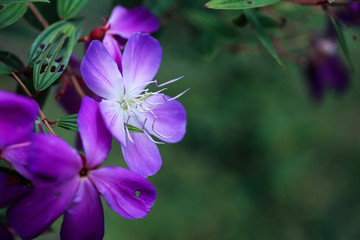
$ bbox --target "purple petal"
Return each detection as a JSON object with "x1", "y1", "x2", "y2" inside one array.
[
  {"x1": 81, "y1": 40, "x2": 123, "y2": 101},
  {"x1": 78, "y1": 97, "x2": 112, "y2": 168},
  {"x1": 57, "y1": 84, "x2": 82, "y2": 114},
  {"x1": 27, "y1": 134, "x2": 82, "y2": 182},
  {"x1": 108, "y1": 6, "x2": 160, "y2": 39},
  {"x1": 90, "y1": 166, "x2": 156, "y2": 219},
  {"x1": 122, "y1": 132, "x2": 161, "y2": 178},
  {"x1": 99, "y1": 99, "x2": 126, "y2": 146},
  {"x1": 2, "y1": 142, "x2": 34, "y2": 180},
  {"x1": 103, "y1": 34, "x2": 122, "y2": 72},
  {"x1": 7, "y1": 178, "x2": 79, "y2": 240},
  {"x1": 0, "y1": 91, "x2": 38, "y2": 148},
  {"x1": 0, "y1": 185, "x2": 31, "y2": 209},
  {"x1": 143, "y1": 95, "x2": 186, "y2": 143},
  {"x1": 122, "y1": 33, "x2": 162, "y2": 91},
  {"x1": 61, "y1": 179, "x2": 104, "y2": 240}
]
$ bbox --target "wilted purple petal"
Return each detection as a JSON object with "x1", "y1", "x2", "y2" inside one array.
[
  {"x1": 7, "y1": 178, "x2": 79, "y2": 240},
  {"x1": 122, "y1": 132, "x2": 162, "y2": 178},
  {"x1": 103, "y1": 34, "x2": 122, "y2": 72},
  {"x1": 0, "y1": 91, "x2": 38, "y2": 148},
  {"x1": 99, "y1": 99, "x2": 127, "y2": 146},
  {"x1": 108, "y1": 6, "x2": 160, "y2": 39},
  {"x1": 90, "y1": 166, "x2": 156, "y2": 219},
  {"x1": 81, "y1": 40, "x2": 124, "y2": 101},
  {"x1": 78, "y1": 97, "x2": 112, "y2": 168},
  {"x1": 122, "y1": 33, "x2": 162, "y2": 91},
  {"x1": 142, "y1": 95, "x2": 186, "y2": 143},
  {"x1": 28, "y1": 134, "x2": 82, "y2": 182},
  {"x1": 61, "y1": 179, "x2": 104, "y2": 240}
]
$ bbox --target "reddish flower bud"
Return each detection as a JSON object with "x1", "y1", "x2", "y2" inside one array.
[{"x1": 89, "y1": 26, "x2": 107, "y2": 41}]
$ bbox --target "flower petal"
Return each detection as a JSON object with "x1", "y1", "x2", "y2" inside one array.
[
  {"x1": 61, "y1": 179, "x2": 104, "y2": 240},
  {"x1": 142, "y1": 95, "x2": 186, "y2": 143},
  {"x1": 103, "y1": 34, "x2": 122, "y2": 72},
  {"x1": 99, "y1": 99, "x2": 127, "y2": 146},
  {"x1": 90, "y1": 166, "x2": 156, "y2": 219},
  {"x1": 122, "y1": 33, "x2": 162, "y2": 91},
  {"x1": 2, "y1": 142, "x2": 34, "y2": 180},
  {"x1": 7, "y1": 178, "x2": 79, "y2": 240},
  {"x1": 81, "y1": 40, "x2": 123, "y2": 101},
  {"x1": 0, "y1": 90, "x2": 38, "y2": 148},
  {"x1": 78, "y1": 97, "x2": 112, "y2": 168},
  {"x1": 27, "y1": 134, "x2": 82, "y2": 182},
  {"x1": 108, "y1": 6, "x2": 160, "y2": 39},
  {"x1": 122, "y1": 132, "x2": 161, "y2": 178}
]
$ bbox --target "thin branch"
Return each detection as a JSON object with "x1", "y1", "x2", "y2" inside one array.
[
  {"x1": 66, "y1": 66, "x2": 86, "y2": 99},
  {"x1": 27, "y1": 3, "x2": 49, "y2": 29},
  {"x1": 10, "y1": 71, "x2": 57, "y2": 136}
]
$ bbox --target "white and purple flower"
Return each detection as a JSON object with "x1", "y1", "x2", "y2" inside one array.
[{"x1": 81, "y1": 33, "x2": 187, "y2": 178}]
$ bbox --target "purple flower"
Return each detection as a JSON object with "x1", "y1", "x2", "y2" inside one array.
[
  {"x1": 336, "y1": 2, "x2": 360, "y2": 25},
  {"x1": 7, "y1": 97, "x2": 157, "y2": 240},
  {"x1": 0, "y1": 90, "x2": 38, "y2": 171},
  {"x1": 83, "y1": 5, "x2": 160, "y2": 69},
  {"x1": 81, "y1": 33, "x2": 187, "y2": 178},
  {"x1": 305, "y1": 38, "x2": 349, "y2": 100}
]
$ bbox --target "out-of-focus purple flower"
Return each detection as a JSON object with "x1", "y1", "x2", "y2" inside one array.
[
  {"x1": 336, "y1": 2, "x2": 360, "y2": 25},
  {"x1": 7, "y1": 97, "x2": 156, "y2": 240},
  {"x1": 0, "y1": 90, "x2": 38, "y2": 171},
  {"x1": 81, "y1": 33, "x2": 187, "y2": 178},
  {"x1": 57, "y1": 55, "x2": 100, "y2": 115},
  {"x1": 305, "y1": 38, "x2": 349, "y2": 100},
  {"x1": 81, "y1": 5, "x2": 160, "y2": 69}
]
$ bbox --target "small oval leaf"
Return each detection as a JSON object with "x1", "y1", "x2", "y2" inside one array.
[
  {"x1": 57, "y1": 0, "x2": 89, "y2": 19},
  {"x1": 205, "y1": 0, "x2": 281, "y2": 9},
  {"x1": 0, "y1": 3, "x2": 27, "y2": 29},
  {"x1": 28, "y1": 20, "x2": 83, "y2": 91}
]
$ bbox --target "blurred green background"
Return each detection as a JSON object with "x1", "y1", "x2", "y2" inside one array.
[{"x1": 1, "y1": 0, "x2": 360, "y2": 239}]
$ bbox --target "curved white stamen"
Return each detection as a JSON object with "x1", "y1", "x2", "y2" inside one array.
[
  {"x1": 125, "y1": 115, "x2": 134, "y2": 143},
  {"x1": 152, "y1": 117, "x2": 175, "y2": 139},
  {"x1": 165, "y1": 88, "x2": 190, "y2": 102},
  {"x1": 154, "y1": 76, "x2": 184, "y2": 88},
  {"x1": 143, "y1": 130, "x2": 164, "y2": 144}
]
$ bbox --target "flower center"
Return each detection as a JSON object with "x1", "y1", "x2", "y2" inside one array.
[{"x1": 79, "y1": 167, "x2": 89, "y2": 177}]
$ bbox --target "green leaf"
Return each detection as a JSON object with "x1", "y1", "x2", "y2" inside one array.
[
  {"x1": 0, "y1": 63, "x2": 11, "y2": 75},
  {"x1": 127, "y1": 124, "x2": 143, "y2": 133},
  {"x1": 0, "y1": 0, "x2": 48, "y2": 3},
  {"x1": 0, "y1": 3, "x2": 27, "y2": 29},
  {"x1": 205, "y1": 0, "x2": 281, "y2": 9},
  {"x1": 28, "y1": 20, "x2": 83, "y2": 91},
  {"x1": 329, "y1": 17, "x2": 354, "y2": 71},
  {"x1": 243, "y1": 9, "x2": 284, "y2": 68},
  {"x1": 56, "y1": 114, "x2": 78, "y2": 131},
  {"x1": 0, "y1": 51, "x2": 24, "y2": 72},
  {"x1": 57, "y1": 0, "x2": 89, "y2": 19}
]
